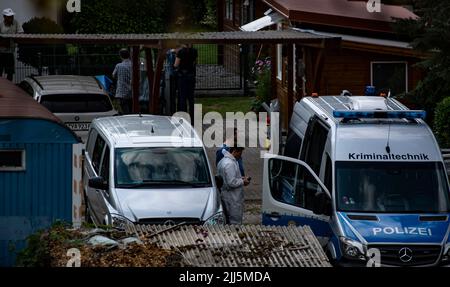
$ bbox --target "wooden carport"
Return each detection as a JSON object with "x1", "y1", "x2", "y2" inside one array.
[{"x1": 0, "y1": 31, "x2": 340, "y2": 121}]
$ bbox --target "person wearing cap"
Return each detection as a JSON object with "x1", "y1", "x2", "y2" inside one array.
[
  {"x1": 112, "y1": 48, "x2": 132, "y2": 114},
  {"x1": 0, "y1": 8, "x2": 22, "y2": 81}
]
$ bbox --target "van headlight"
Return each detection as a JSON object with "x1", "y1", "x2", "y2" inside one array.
[
  {"x1": 340, "y1": 237, "x2": 366, "y2": 260},
  {"x1": 203, "y1": 212, "x2": 226, "y2": 226},
  {"x1": 109, "y1": 213, "x2": 132, "y2": 229}
]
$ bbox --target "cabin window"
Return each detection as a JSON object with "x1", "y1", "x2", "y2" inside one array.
[
  {"x1": 371, "y1": 61, "x2": 408, "y2": 97},
  {"x1": 0, "y1": 150, "x2": 26, "y2": 171}
]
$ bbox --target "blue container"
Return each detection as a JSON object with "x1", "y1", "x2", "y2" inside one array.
[{"x1": 0, "y1": 79, "x2": 80, "y2": 266}]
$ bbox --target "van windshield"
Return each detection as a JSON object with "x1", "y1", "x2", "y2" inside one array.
[
  {"x1": 336, "y1": 161, "x2": 450, "y2": 213},
  {"x1": 115, "y1": 147, "x2": 211, "y2": 188},
  {"x1": 40, "y1": 94, "x2": 113, "y2": 113}
]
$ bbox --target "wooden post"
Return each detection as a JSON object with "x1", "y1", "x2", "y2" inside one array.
[
  {"x1": 287, "y1": 43, "x2": 294, "y2": 122},
  {"x1": 132, "y1": 46, "x2": 140, "y2": 113},
  {"x1": 145, "y1": 48, "x2": 154, "y2": 114},
  {"x1": 151, "y1": 45, "x2": 168, "y2": 115}
]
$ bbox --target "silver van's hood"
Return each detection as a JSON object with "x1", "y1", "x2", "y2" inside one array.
[{"x1": 114, "y1": 187, "x2": 214, "y2": 222}]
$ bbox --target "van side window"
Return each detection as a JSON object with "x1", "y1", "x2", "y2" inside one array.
[
  {"x1": 324, "y1": 154, "x2": 332, "y2": 192},
  {"x1": 100, "y1": 145, "x2": 110, "y2": 185},
  {"x1": 268, "y1": 158, "x2": 323, "y2": 211},
  {"x1": 86, "y1": 130, "x2": 97, "y2": 156},
  {"x1": 301, "y1": 118, "x2": 329, "y2": 175},
  {"x1": 92, "y1": 136, "x2": 106, "y2": 173},
  {"x1": 283, "y1": 130, "x2": 302, "y2": 159}
]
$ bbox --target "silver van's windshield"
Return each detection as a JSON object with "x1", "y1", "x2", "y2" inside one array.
[
  {"x1": 114, "y1": 147, "x2": 211, "y2": 188},
  {"x1": 336, "y1": 161, "x2": 450, "y2": 213}
]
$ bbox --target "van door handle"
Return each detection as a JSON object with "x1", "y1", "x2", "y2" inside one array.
[{"x1": 269, "y1": 212, "x2": 281, "y2": 220}]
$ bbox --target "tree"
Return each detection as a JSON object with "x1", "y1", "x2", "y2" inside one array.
[
  {"x1": 18, "y1": 17, "x2": 67, "y2": 73},
  {"x1": 434, "y1": 97, "x2": 450, "y2": 148},
  {"x1": 69, "y1": 0, "x2": 168, "y2": 34},
  {"x1": 394, "y1": 0, "x2": 450, "y2": 124}
]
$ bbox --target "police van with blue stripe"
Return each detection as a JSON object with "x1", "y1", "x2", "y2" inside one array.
[{"x1": 262, "y1": 94, "x2": 450, "y2": 266}]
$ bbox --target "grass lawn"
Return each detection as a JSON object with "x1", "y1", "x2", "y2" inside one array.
[
  {"x1": 195, "y1": 97, "x2": 254, "y2": 116},
  {"x1": 194, "y1": 44, "x2": 218, "y2": 65}
]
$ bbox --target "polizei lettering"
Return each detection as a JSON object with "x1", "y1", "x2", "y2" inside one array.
[
  {"x1": 348, "y1": 153, "x2": 430, "y2": 161},
  {"x1": 373, "y1": 227, "x2": 433, "y2": 236}
]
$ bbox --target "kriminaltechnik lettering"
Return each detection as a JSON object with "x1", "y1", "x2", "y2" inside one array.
[{"x1": 348, "y1": 153, "x2": 430, "y2": 161}]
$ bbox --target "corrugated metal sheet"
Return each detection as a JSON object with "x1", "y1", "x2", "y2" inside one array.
[
  {"x1": 0, "y1": 119, "x2": 78, "y2": 266},
  {"x1": 0, "y1": 30, "x2": 336, "y2": 45},
  {"x1": 127, "y1": 224, "x2": 331, "y2": 267}
]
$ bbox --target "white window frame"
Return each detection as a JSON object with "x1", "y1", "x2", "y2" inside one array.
[
  {"x1": 276, "y1": 23, "x2": 283, "y2": 80},
  {"x1": 370, "y1": 61, "x2": 409, "y2": 93},
  {"x1": 225, "y1": 0, "x2": 234, "y2": 21},
  {"x1": 0, "y1": 150, "x2": 26, "y2": 171}
]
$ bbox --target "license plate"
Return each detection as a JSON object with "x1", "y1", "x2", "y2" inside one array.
[{"x1": 66, "y1": 122, "x2": 90, "y2": 131}]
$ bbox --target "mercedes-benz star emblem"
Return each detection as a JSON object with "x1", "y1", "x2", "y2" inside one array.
[
  {"x1": 399, "y1": 247, "x2": 413, "y2": 263},
  {"x1": 75, "y1": 116, "x2": 80, "y2": 122}
]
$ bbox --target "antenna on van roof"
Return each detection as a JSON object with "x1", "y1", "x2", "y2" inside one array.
[{"x1": 386, "y1": 122, "x2": 392, "y2": 154}]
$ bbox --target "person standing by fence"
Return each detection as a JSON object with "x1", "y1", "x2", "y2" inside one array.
[
  {"x1": 113, "y1": 48, "x2": 132, "y2": 114},
  {"x1": 0, "y1": 8, "x2": 22, "y2": 81},
  {"x1": 174, "y1": 43, "x2": 197, "y2": 121}
]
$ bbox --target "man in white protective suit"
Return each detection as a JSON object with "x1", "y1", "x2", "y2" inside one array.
[{"x1": 217, "y1": 146, "x2": 250, "y2": 224}]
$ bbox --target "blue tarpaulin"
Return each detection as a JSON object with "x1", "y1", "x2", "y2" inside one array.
[{"x1": 95, "y1": 75, "x2": 114, "y2": 96}]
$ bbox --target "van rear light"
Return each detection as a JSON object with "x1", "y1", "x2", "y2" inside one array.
[
  {"x1": 266, "y1": 115, "x2": 271, "y2": 126},
  {"x1": 311, "y1": 92, "x2": 319, "y2": 98}
]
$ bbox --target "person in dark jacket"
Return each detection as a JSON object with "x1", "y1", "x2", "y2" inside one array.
[{"x1": 174, "y1": 43, "x2": 197, "y2": 122}]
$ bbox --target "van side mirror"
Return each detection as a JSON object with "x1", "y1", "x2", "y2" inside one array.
[
  {"x1": 313, "y1": 191, "x2": 332, "y2": 216},
  {"x1": 89, "y1": 177, "x2": 108, "y2": 190}
]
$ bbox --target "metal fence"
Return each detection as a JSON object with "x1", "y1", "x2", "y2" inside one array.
[
  {"x1": 9, "y1": 44, "x2": 247, "y2": 93},
  {"x1": 12, "y1": 45, "x2": 117, "y2": 84},
  {"x1": 194, "y1": 44, "x2": 243, "y2": 91}
]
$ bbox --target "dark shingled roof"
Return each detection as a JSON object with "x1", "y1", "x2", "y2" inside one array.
[{"x1": 0, "y1": 78, "x2": 61, "y2": 123}]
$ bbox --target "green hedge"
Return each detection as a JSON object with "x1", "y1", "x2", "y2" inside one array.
[{"x1": 434, "y1": 97, "x2": 450, "y2": 148}]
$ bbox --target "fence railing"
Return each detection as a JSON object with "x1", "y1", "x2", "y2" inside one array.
[{"x1": 11, "y1": 44, "x2": 248, "y2": 93}]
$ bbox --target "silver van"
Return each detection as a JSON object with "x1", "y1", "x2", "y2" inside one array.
[
  {"x1": 83, "y1": 115, "x2": 224, "y2": 227},
  {"x1": 19, "y1": 75, "x2": 118, "y2": 142}
]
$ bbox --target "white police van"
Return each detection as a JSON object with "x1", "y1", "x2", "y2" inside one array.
[{"x1": 262, "y1": 95, "x2": 450, "y2": 266}]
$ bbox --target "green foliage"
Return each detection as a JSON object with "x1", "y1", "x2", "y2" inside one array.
[
  {"x1": 18, "y1": 17, "x2": 67, "y2": 71},
  {"x1": 251, "y1": 59, "x2": 272, "y2": 112},
  {"x1": 16, "y1": 221, "x2": 71, "y2": 267},
  {"x1": 434, "y1": 97, "x2": 450, "y2": 148},
  {"x1": 394, "y1": 0, "x2": 450, "y2": 124},
  {"x1": 22, "y1": 17, "x2": 64, "y2": 34},
  {"x1": 70, "y1": 0, "x2": 168, "y2": 33},
  {"x1": 201, "y1": 0, "x2": 218, "y2": 29},
  {"x1": 252, "y1": 70, "x2": 271, "y2": 111}
]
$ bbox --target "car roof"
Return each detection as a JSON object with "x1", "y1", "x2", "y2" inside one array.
[
  {"x1": 93, "y1": 115, "x2": 204, "y2": 148},
  {"x1": 27, "y1": 75, "x2": 105, "y2": 95},
  {"x1": 305, "y1": 95, "x2": 414, "y2": 124}
]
